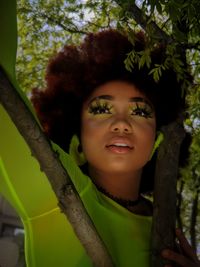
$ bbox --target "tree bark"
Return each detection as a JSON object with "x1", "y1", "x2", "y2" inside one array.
[
  {"x1": 0, "y1": 67, "x2": 114, "y2": 267},
  {"x1": 151, "y1": 117, "x2": 186, "y2": 267}
]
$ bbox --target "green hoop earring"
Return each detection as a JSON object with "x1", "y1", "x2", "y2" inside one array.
[
  {"x1": 69, "y1": 134, "x2": 87, "y2": 166},
  {"x1": 150, "y1": 131, "x2": 164, "y2": 159}
]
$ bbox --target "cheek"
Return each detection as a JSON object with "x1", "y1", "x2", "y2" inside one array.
[
  {"x1": 81, "y1": 115, "x2": 108, "y2": 136},
  {"x1": 81, "y1": 119, "x2": 99, "y2": 139},
  {"x1": 136, "y1": 120, "x2": 156, "y2": 146},
  {"x1": 81, "y1": 118, "x2": 105, "y2": 153}
]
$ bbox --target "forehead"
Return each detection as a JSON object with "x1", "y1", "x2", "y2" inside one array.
[{"x1": 86, "y1": 80, "x2": 147, "y2": 102}]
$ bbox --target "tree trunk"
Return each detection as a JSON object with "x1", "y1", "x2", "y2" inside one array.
[
  {"x1": 0, "y1": 67, "x2": 114, "y2": 267},
  {"x1": 151, "y1": 117, "x2": 186, "y2": 267},
  {"x1": 113, "y1": 2, "x2": 187, "y2": 267}
]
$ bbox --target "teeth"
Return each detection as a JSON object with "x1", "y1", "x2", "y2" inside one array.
[{"x1": 112, "y1": 143, "x2": 128, "y2": 147}]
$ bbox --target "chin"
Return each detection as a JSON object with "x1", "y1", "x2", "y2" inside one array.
[
  {"x1": 87, "y1": 156, "x2": 147, "y2": 176},
  {"x1": 101, "y1": 162, "x2": 142, "y2": 174}
]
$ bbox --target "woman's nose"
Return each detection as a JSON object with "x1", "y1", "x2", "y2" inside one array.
[{"x1": 110, "y1": 117, "x2": 133, "y2": 134}]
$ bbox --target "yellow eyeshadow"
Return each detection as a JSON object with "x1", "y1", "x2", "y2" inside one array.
[
  {"x1": 129, "y1": 102, "x2": 153, "y2": 118},
  {"x1": 88, "y1": 100, "x2": 113, "y2": 115}
]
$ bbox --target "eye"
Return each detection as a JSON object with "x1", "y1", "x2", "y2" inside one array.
[
  {"x1": 88, "y1": 101, "x2": 113, "y2": 115},
  {"x1": 130, "y1": 103, "x2": 153, "y2": 118}
]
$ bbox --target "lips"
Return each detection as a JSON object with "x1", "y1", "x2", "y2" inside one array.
[{"x1": 105, "y1": 138, "x2": 134, "y2": 154}]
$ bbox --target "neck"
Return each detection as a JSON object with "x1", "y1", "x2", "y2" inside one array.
[{"x1": 88, "y1": 166, "x2": 142, "y2": 201}]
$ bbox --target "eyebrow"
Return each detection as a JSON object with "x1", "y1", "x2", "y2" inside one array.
[
  {"x1": 129, "y1": 97, "x2": 154, "y2": 109},
  {"x1": 88, "y1": 95, "x2": 153, "y2": 107},
  {"x1": 88, "y1": 95, "x2": 113, "y2": 105}
]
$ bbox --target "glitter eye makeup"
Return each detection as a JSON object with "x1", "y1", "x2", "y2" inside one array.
[
  {"x1": 88, "y1": 99, "x2": 113, "y2": 115},
  {"x1": 86, "y1": 94, "x2": 154, "y2": 118},
  {"x1": 130, "y1": 102, "x2": 154, "y2": 118}
]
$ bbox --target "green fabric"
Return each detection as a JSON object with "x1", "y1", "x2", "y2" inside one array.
[
  {"x1": 0, "y1": 1, "x2": 152, "y2": 266},
  {"x1": 0, "y1": 105, "x2": 91, "y2": 267},
  {"x1": 0, "y1": 105, "x2": 152, "y2": 267}
]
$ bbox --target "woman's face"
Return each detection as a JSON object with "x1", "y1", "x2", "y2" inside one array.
[{"x1": 81, "y1": 81, "x2": 156, "y2": 177}]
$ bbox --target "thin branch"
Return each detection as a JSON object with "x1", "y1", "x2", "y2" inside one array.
[
  {"x1": 18, "y1": 6, "x2": 88, "y2": 35},
  {"x1": 37, "y1": 11, "x2": 88, "y2": 35},
  {"x1": 0, "y1": 67, "x2": 114, "y2": 267},
  {"x1": 114, "y1": 0, "x2": 171, "y2": 43},
  {"x1": 83, "y1": 20, "x2": 109, "y2": 30},
  {"x1": 160, "y1": 18, "x2": 171, "y2": 32}
]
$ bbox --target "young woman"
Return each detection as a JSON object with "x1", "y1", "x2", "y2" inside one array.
[
  {"x1": 31, "y1": 29, "x2": 200, "y2": 267},
  {"x1": 0, "y1": 1, "x2": 198, "y2": 265}
]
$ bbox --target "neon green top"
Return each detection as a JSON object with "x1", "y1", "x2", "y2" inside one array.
[
  {"x1": 0, "y1": 105, "x2": 152, "y2": 267},
  {"x1": 0, "y1": 1, "x2": 152, "y2": 266}
]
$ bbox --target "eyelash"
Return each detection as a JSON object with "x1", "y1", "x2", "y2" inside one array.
[
  {"x1": 88, "y1": 101, "x2": 113, "y2": 115},
  {"x1": 130, "y1": 104, "x2": 153, "y2": 118},
  {"x1": 88, "y1": 101, "x2": 153, "y2": 118}
]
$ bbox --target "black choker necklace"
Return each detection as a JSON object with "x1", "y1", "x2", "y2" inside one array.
[{"x1": 95, "y1": 184, "x2": 141, "y2": 208}]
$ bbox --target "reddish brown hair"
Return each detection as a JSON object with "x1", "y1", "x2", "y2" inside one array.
[
  {"x1": 32, "y1": 29, "x2": 184, "y2": 151},
  {"x1": 31, "y1": 29, "x2": 187, "y2": 192}
]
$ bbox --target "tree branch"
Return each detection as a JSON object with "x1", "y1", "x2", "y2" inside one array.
[
  {"x1": 114, "y1": 0, "x2": 171, "y2": 43},
  {"x1": 0, "y1": 67, "x2": 114, "y2": 267},
  {"x1": 38, "y1": 11, "x2": 88, "y2": 35},
  {"x1": 18, "y1": 6, "x2": 88, "y2": 35},
  {"x1": 151, "y1": 115, "x2": 186, "y2": 267}
]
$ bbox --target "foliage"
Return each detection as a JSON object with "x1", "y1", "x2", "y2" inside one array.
[{"x1": 16, "y1": 0, "x2": 123, "y2": 91}]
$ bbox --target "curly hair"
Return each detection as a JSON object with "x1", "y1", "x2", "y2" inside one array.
[{"x1": 31, "y1": 29, "x2": 186, "y2": 193}]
